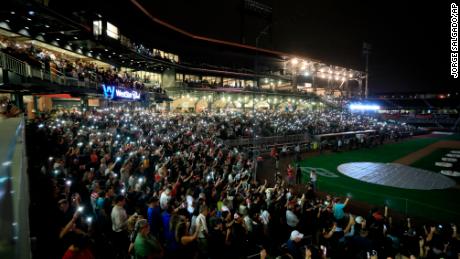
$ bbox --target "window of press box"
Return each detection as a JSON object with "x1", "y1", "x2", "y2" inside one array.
[
  {"x1": 120, "y1": 68, "x2": 162, "y2": 87},
  {"x1": 176, "y1": 73, "x2": 184, "y2": 82},
  {"x1": 223, "y1": 78, "x2": 255, "y2": 88},
  {"x1": 106, "y1": 22, "x2": 119, "y2": 39},
  {"x1": 202, "y1": 76, "x2": 221, "y2": 85},
  {"x1": 184, "y1": 74, "x2": 200, "y2": 83},
  {"x1": 93, "y1": 20, "x2": 102, "y2": 36}
]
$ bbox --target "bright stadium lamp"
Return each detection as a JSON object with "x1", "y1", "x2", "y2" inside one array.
[
  {"x1": 349, "y1": 103, "x2": 380, "y2": 111},
  {"x1": 291, "y1": 58, "x2": 299, "y2": 65}
]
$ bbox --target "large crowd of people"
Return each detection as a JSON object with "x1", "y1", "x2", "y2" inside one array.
[
  {"x1": 26, "y1": 107, "x2": 459, "y2": 259},
  {"x1": 0, "y1": 37, "x2": 158, "y2": 91}
]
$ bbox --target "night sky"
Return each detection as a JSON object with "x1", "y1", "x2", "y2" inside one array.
[
  {"x1": 137, "y1": 0, "x2": 456, "y2": 95},
  {"x1": 61, "y1": 0, "x2": 456, "y2": 94}
]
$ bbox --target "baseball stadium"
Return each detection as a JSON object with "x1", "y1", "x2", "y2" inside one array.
[{"x1": 0, "y1": 0, "x2": 459, "y2": 258}]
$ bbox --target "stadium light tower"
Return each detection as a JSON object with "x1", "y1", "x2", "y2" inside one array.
[{"x1": 363, "y1": 42, "x2": 371, "y2": 98}]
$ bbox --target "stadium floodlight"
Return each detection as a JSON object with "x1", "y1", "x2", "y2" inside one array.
[
  {"x1": 349, "y1": 103, "x2": 380, "y2": 111},
  {"x1": 349, "y1": 73, "x2": 353, "y2": 78},
  {"x1": 291, "y1": 58, "x2": 299, "y2": 65}
]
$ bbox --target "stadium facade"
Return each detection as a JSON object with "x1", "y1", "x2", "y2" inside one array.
[{"x1": 0, "y1": 0, "x2": 367, "y2": 116}]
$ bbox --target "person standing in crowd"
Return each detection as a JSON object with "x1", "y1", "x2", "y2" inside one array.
[
  {"x1": 111, "y1": 195, "x2": 128, "y2": 257},
  {"x1": 286, "y1": 230, "x2": 304, "y2": 259},
  {"x1": 174, "y1": 217, "x2": 202, "y2": 259},
  {"x1": 310, "y1": 169, "x2": 317, "y2": 192},
  {"x1": 230, "y1": 212, "x2": 248, "y2": 258},
  {"x1": 286, "y1": 164, "x2": 295, "y2": 186},
  {"x1": 196, "y1": 204, "x2": 209, "y2": 257},
  {"x1": 160, "y1": 187, "x2": 171, "y2": 210},
  {"x1": 294, "y1": 144, "x2": 301, "y2": 162},
  {"x1": 286, "y1": 203, "x2": 299, "y2": 232},
  {"x1": 296, "y1": 164, "x2": 302, "y2": 184},
  {"x1": 332, "y1": 197, "x2": 350, "y2": 225},
  {"x1": 147, "y1": 196, "x2": 161, "y2": 239},
  {"x1": 62, "y1": 233, "x2": 95, "y2": 259},
  {"x1": 133, "y1": 219, "x2": 163, "y2": 259}
]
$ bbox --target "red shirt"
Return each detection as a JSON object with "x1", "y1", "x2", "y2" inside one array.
[
  {"x1": 62, "y1": 248, "x2": 94, "y2": 259},
  {"x1": 287, "y1": 167, "x2": 294, "y2": 177},
  {"x1": 270, "y1": 148, "x2": 278, "y2": 158}
]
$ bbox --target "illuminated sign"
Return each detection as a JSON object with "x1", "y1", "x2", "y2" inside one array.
[{"x1": 102, "y1": 85, "x2": 141, "y2": 100}]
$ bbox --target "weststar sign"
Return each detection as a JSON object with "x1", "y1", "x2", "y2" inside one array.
[{"x1": 102, "y1": 85, "x2": 141, "y2": 100}]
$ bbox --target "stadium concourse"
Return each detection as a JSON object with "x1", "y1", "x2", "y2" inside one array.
[{"x1": 24, "y1": 107, "x2": 460, "y2": 259}]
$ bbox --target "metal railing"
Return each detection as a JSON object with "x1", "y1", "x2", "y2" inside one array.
[
  {"x1": 28, "y1": 66, "x2": 100, "y2": 89},
  {"x1": 0, "y1": 51, "x2": 152, "y2": 92},
  {"x1": 224, "y1": 133, "x2": 310, "y2": 147},
  {"x1": 0, "y1": 52, "x2": 30, "y2": 77}
]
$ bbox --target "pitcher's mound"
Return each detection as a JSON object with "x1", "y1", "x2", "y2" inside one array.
[{"x1": 337, "y1": 162, "x2": 456, "y2": 190}]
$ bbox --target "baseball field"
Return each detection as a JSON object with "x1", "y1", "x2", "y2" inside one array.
[{"x1": 299, "y1": 134, "x2": 460, "y2": 223}]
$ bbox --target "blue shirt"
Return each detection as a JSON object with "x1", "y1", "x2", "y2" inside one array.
[
  {"x1": 147, "y1": 206, "x2": 161, "y2": 237},
  {"x1": 286, "y1": 239, "x2": 302, "y2": 259},
  {"x1": 161, "y1": 211, "x2": 172, "y2": 239},
  {"x1": 333, "y1": 203, "x2": 345, "y2": 220}
]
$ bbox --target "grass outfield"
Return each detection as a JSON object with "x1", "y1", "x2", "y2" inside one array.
[
  {"x1": 299, "y1": 134, "x2": 460, "y2": 223},
  {"x1": 410, "y1": 148, "x2": 460, "y2": 184}
]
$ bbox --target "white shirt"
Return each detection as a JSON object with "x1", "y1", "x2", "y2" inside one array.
[
  {"x1": 186, "y1": 195, "x2": 195, "y2": 214},
  {"x1": 111, "y1": 205, "x2": 127, "y2": 232},
  {"x1": 160, "y1": 191, "x2": 171, "y2": 210},
  {"x1": 260, "y1": 210, "x2": 270, "y2": 225},
  {"x1": 286, "y1": 209, "x2": 299, "y2": 227},
  {"x1": 244, "y1": 215, "x2": 253, "y2": 232},
  {"x1": 196, "y1": 213, "x2": 208, "y2": 238},
  {"x1": 310, "y1": 172, "x2": 317, "y2": 182}
]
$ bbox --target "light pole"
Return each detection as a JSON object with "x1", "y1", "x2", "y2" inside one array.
[{"x1": 363, "y1": 42, "x2": 371, "y2": 99}]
